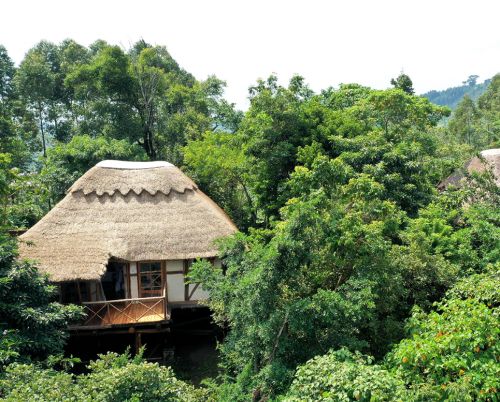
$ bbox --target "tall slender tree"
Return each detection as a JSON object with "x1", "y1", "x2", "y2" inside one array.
[{"x1": 448, "y1": 94, "x2": 481, "y2": 146}]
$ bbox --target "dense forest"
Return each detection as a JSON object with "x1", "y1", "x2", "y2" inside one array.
[
  {"x1": 2, "y1": 39, "x2": 500, "y2": 401},
  {"x1": 421, "y1": 75, "x2": 492, "y2": 111}
]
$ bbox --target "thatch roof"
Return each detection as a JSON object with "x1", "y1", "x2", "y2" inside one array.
[
  {"x1": 438, "y1": 149, "x2": 500, "y2": 191},
  {"x1": 19, "y1": 160, "x2": 237, "y2": 282}
]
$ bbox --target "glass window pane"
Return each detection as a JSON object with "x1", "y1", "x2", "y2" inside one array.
[
  {"x1": 141, "y1": 275, "x2": 151, "y2": 288},
  {"x1": 140, "y1": 263, "x2": 151, "y2": 272},
  {"x1": 151, "y1": 262, "x2": 161, "y2": 271}
]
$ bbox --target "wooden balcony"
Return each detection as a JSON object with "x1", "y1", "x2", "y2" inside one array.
[{"x1": 77, "y1": 297, "x2": 168, "y2": 328}]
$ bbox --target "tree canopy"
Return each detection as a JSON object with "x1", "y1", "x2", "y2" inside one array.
[{"x1": 2, "y1": 39, "x2": 500, "y2": 402}]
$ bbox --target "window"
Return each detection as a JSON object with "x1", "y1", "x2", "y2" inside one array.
[{"x1": 139, "y1": 262, "x2": 163, "y2": 298}]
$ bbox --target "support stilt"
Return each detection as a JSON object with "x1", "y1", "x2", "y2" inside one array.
[{"x1": 135, "y1": 333, "x2": 142, "y2": 355}]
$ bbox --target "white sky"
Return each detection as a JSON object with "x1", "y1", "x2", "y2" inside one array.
[{"x1": 2, "y1": 0, "x2": 500, "y2": 110}]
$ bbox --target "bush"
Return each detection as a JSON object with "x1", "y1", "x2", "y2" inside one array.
[
  {"x1": 0, "y1": 235, "x2": 84, "y2": 366},
  {"x1": 387, "y1": 272, "x2": 500, "y2": 401},
  {"x1": 282, "y1": 349, "x2": 407, "y2": 402},
  {"x1": 0, "y1": 349, "x2": 212, "y2": 402}
]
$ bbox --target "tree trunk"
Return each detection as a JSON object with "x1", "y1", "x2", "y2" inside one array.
[{"x1": 38, "y1": 104, "x2": 46, "y2": 158}]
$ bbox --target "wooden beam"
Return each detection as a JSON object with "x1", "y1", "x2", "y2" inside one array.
[
  {"x1": 69, "y1": 327, "x2": 171, "y2": 336},
  {"x1": 76, "y1": 281, "x2": 82, "y2": 304}
]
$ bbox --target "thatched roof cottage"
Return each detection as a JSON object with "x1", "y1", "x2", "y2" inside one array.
[
  {"x1": 19, "y1": 160, "x2": 237, "y2": 329},
  {"x1": 439, "y1": 149, "x2": 500, "y2": 191}
]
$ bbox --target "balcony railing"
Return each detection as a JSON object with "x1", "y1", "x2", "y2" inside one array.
[{"x1": 81, "y1": 296, "x2": 167, "y2": 327}]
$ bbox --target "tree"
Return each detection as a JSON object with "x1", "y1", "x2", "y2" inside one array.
[
  {"x1": 448, "y1": 94, "x2": 481, "y2": 146},
  {"x1": 281, "y1": 268, "x2": 500, "y2": 401},
  {"x1": 65, "y1": 40, "x2": 238, "y2": 163},
  {"x1": 387, "y1": 269, "x2": 500, "y2": 401},
  {"x1": 390, "y1": 70, "x2": 415, "y2": 95},
  {"x1": 320, "y1": 83, "x2": 372, "y2": 110},
  {"x1": 39, "y1": 135, "x2": 148, "y2": 204},
  {"x1": 1, "y1": 46, "x2": 40, "y2": 170},
  {"x1": 185, "y1": 129, "x2": 256, "y2": 230},
  {"x1": 190, "y1": 157, "x2": 407, "y2": 396},
  {"x1": 283, "y1": 349, "x2": 408, "y2": 401},
  {"x1": 476, "y1": 74, "x2": 500, "y2": 145},
  {"x1": 463, "y1": 75, "x2": 479, "y2": 86},
  {"x1": 234, "y1": 74, "x2": 315, "y2": 222},
  {"x1": 0, "y1": 233, "x2": 84, "y2": 366},
  {"x1": 14, "y1": 48, "x2": 54, "y2": 158},
  {"x1": 0, "y1": 46, "x2": 16, "y2": 106}
]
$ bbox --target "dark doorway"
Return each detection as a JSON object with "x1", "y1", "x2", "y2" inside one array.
[{"x1": 102, "y1": 262, "x2": 127, "y2": 300}]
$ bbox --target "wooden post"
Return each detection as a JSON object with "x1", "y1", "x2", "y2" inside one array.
[
  {"x1": 135, "y1": 332, "x2": 142, "y2": 356},
  {"x1": 76, "y1": 281, "x2": 83, "y2": 304},
  {"x1": 184, "y1": 260, "x2": 189, "y2": 301}
]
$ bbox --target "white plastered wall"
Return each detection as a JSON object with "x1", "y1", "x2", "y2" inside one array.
[
  {"x1": 166, "y1": 260, "x2": 185, "y2": 302},
  {"x1": 90, "y1": 282, "x2": 98, "y2": 301},
  {"x1": 130, "y1": 262, "x2": 139, "y2": 299},
  {"x1": 127, "y1": 258, "x2": 218, "y2": 302}
]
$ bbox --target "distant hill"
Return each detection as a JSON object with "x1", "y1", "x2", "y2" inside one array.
[{"x1": 421, "y1": 79, "x2": 492, "y2": 111}]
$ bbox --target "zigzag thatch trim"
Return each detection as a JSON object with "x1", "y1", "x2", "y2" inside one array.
[{"x1": 68, "y1": 165, "x2": 198, "y2": 197}]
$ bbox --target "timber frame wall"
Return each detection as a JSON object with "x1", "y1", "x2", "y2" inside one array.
[{"x1": 66, "y1": 258, "x2": 218, "y2": 329}]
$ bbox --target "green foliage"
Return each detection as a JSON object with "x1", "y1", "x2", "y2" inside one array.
[
  {"x1": 388, "y1": 297, "x2": 500, "y2": 401},
  {"x1": 0, "y1": 357, "x2": 79, "y2": 401},
  {"x1": 391, "y1": 71, "x2": 415, "y2": 95},
  {"x1": 442, "y1": 168, "x2": 500, "y2": 273},
  {"x1": 14, "y1": 40, "x2": 72, "y2": 157},
  {"x1": 78, "y1": 349, "x2": 209, "y2": 401},
  {"x1": 64, "y1": 40, "x2": 239, "y2": 162},
  {"x1": 0, "y1": 45, "x2": 40, "y2": 170},
  {"x1": 0, "y1": 235, "x2": 84, "y2": 366},
  {"x1": 4, "y1": 40, "x2": 500, "y2": 402},
  {"x1": 239, "y1": 74, "x2": 314, "y2": 220},
  {"x1": 40, "y1": 135, "x2": 148, "y2": 203},
  {"x1": 476, "y1": 74, "x2": 500, "y2": 148},
  {"x1": 280, "y1": 270, "x2": 500, "y2": 402},
  {"x1": 5, "y1": 169, "x2": 46, "y2": 229},
  {"x1": 389, "y1": 206, "x2": 461, "y2": 312},
  {"x1": 448, "y1": 94, "x2": 482, "y2": 146},
  {"x1": 320, "y1": 83, "x2": 371, "y2": 110},
  {"x1": 185, "y1": 129, "x2": 255, "y2": 231},
  {"x1": 0, "y1": 153, "x2": 45, "y2": 229},
  {"x1": 190, "y1": 158, "x2": 409, "y2": 395},
  {"x1": 464, "y1": 75, "x2": 480, "y2": 87},
  {"x1": 446, "y1": 265, "x2": 500, "y2": 305},
  {"x1": 186, "y1": 77, "x2": 452, "y2": 228},
  {"x1": 283, "y1": 349, "x2": 407, "y2": 402},
  {"x1": 353, "y1": 88, "x2": 450, "y2": 139},
  {"x1": 0, "y1": 349, "x2": 210, "y2": 401},
  {"x1": 422, "y1": 78, "x2": 491, "y2": 111}
]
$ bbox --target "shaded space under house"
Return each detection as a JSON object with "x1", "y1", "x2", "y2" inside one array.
[{"x1": 18, "y1": 160, "x2": 237, "y2": 344}]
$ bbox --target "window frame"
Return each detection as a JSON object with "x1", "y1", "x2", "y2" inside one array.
[{"x1": 138, "y1": 261, "x2": 165, "y2": 298}]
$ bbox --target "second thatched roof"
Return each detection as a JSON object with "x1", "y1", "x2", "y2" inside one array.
[
  {"x1": 19, "y1": 160, "x2": 238, "y2": 282},
  {"x1": 439, "y1": 149, "x2": 500, "y2": 191}
]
